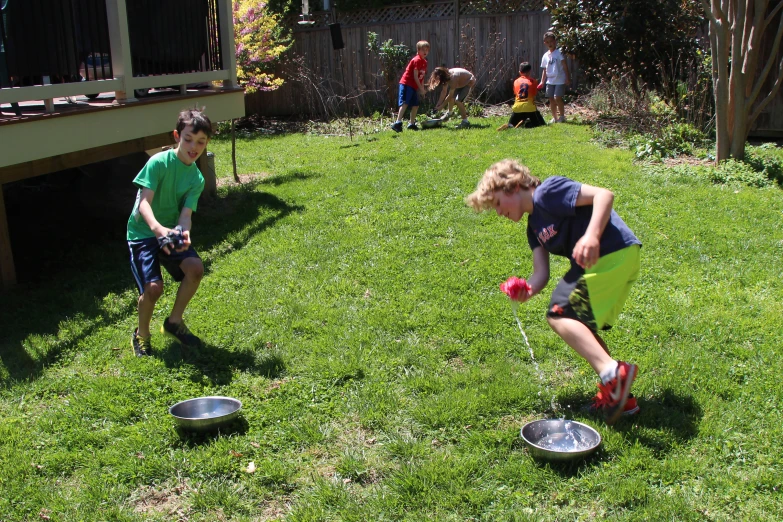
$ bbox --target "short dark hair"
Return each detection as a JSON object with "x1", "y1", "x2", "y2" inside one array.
[
  {"x1": 519, "y1": 62, "x2": 532, "y2": 73},
  {"x1": 176, "y1": 108, "x2": 212, "y2": 138}
]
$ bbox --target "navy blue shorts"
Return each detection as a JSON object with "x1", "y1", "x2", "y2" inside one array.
[
  {"x1": 398, "y1": 84, "x2": 420, "y2": 107},
  {"x1": 128, "y1": 237, "x2": 201, "y2": 295}
]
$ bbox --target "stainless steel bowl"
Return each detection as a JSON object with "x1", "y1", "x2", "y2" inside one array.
[
  {"x1": 169, "y1": 396, "x2": 242, "y2": 432},
  {"x1": 521, "y1": 419, "x2": 601, "y2": 461}
]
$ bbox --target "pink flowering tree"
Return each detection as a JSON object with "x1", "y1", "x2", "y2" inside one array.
[
  {"x1": 228, "y1": 1, "x2": 291, "y2": 181},
  {"x1": 233, "y1": 0, "x2": 291, "y2": 93}
]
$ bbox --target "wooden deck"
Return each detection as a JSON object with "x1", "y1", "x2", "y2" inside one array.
[{"x1": 0, "y1": 86, "x2": 245, "y2": 288}]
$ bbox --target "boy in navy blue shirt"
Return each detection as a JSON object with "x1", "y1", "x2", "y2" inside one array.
[{"x1": 466, "y1": 159, "x2": 641, "y2": 424}]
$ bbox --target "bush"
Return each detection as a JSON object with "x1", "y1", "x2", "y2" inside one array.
[
  {"x1": 709, "y1": 159, "x2": 774, "y2": 188},
  {"x1": 744, "y1": 143, "x2": 783, "y2": 184}
]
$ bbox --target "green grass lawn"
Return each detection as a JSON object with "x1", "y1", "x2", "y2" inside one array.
[{"x1": 1, "y1": 119, "x2": 782, "y2": 520}]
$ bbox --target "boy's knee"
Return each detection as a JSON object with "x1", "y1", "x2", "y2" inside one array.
[
  {"x1": 143, "y1": 280, "x2": 164, "y2": 300},
  {"x1": 183, "y1": 258, "x2": 204, "y2": 281},
  {"x1": 546, "y1": 315, "x2": 559, "y2": 329}
]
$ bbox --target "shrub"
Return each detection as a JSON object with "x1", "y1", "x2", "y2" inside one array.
[
  {"x1": 709, "y1": 159, "x2": 774, "y2": 188},
  {"x1": 744, "y1": 144, "x2": 783, "y2": 184},
  {"x1": 367, "y1": 32, "x2": 410, "y2": 108}
]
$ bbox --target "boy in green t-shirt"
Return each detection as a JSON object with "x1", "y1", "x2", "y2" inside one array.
[{"x1": 126, "y1": 108, "x2": 211, "y2": 356}]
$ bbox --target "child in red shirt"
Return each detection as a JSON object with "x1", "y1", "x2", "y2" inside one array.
[{"x1": 391, "y1": 41, "x2": 430, "y2": 132}]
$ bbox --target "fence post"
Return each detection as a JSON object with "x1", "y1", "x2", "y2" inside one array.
[{"x1": 454, "y1": 0, "x2": 460, "y2": 65}]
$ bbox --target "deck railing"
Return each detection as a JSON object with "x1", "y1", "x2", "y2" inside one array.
[{"x1": 0, "y1": 0, "x2": 236, "y2": 109}]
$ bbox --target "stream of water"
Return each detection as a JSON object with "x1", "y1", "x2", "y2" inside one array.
[{"x1": 512, "y1": 303, "x2": 560, "y2": 412}]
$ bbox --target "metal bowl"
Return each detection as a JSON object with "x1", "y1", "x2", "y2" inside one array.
[
  {"x1": 421, "y1": 118, "x2": 443, "y2": 129},
  {"x1": 169, "y1": 396, "x2": 242, "y2": 432},
  {"x1": 521, "y1": 419, "x2": 601, "y2": 461}
]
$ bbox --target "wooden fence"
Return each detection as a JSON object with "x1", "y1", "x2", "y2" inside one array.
[
  {"x1": 246, "y1": 0, "x2": 781, "y2": 137},
  {"x1": 246, "y1": 0, "x2": 572, "y2": 117}
]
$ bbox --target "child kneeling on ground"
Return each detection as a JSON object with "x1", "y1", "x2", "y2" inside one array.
[
  {"x1": 466, "y1": 159, "x2": 641, "y2": 424},
  {"x1": 127, "y1": 108, "x2": 211, "y2": 357},
  {"x1": 497, "y1": 62, "x2": 546, "y2": 131}
]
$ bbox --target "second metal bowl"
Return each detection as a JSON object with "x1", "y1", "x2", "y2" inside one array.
[{"x1": 169, "y1": 396, "x2": 242, "y2": 432}]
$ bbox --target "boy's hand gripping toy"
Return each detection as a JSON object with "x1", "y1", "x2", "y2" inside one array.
[
  {"x1": 500, "y1": 276, "x2": 532, "y2": 302},
  {"x1": 158, "y1": 225, "x2": 185, "y2": 252}
]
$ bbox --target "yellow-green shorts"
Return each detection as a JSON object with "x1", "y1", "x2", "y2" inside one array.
[{"x1": 547, "y1": 244, "x2": 641, "y2": 333}]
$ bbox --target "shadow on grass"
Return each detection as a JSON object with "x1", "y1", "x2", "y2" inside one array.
[
  {"x1": 174, "y1": 416, "x2": 251, "y2": 445},
  {"x1": 612, "y1": 389, "x2": 703, "y2": 454},
  {"x1": 158, "y1": 340, "x2": 286, "y2": 386},
  {"x1": 1, "y1": 176, "x2": 307, "y2": 386},
  {"x1": 446, "y1": 123, "x2": 493, "y2": 131},
  {"x1": 554, "y1": 387, "x2": 702, "y2": 458}
]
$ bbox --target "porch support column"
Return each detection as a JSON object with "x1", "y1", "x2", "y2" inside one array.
[
  {"x1": 105, "y1": 0, "x2": 137, "y2": 102},
  {"x1": 218, "y1": 0, "x2": 238, "y2": 88},
  {"x1": 0, "y1": 184, "x2": 16, "y2": 287}
]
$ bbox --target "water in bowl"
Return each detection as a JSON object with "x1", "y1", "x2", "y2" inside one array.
[{"x1": 534, "y1": 421, "x2": 594, "y2": 452}]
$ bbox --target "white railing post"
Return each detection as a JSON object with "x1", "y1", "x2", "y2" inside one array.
[
  {"x1": 105, "y1": 0, "x2": 137, "y2": 102},
  {"x1": 218, "y1": 0, "x2": 237, "y2": 88},
  {"x1": 42, "y1": 76, "x2": 55, "y2": 112}
]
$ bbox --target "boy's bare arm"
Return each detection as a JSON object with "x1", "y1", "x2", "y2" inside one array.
[
  {"x1": 435, "y1": 86, "x2": 450, "y2": 110},
  {"x1": 538, "y1": 70, "x2": 547, "y2": 89},
  {"x1": 562, "y1": 58, "x2": 570, "y2": 85},
  {"x1": 414, "y1": 71, "x2": 426, "y2": 94},
  {"x1": 137, "y1": 188, "x2": 167, "y2": 237},
  {"x1": 524, "y1": 246, "x2": 551, "y2": 301},
  {"x1": 573, "y1": 184, "x2": 614, "y2": 269},
  {"x1": 176, "y1": 207, "x2": 194, "y2": 251}
]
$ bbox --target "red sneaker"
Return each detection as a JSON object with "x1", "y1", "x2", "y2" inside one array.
[
  {"x1": 586, "y1": 393, "x2": 639, "y2": 417},
  {"x1": 599, "y1": 362, "x2": 638, "y2": 425}
]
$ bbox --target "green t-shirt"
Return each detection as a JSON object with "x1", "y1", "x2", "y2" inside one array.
[{"x1": 126, "y1": 149, "x2": 205, "y2": 241}]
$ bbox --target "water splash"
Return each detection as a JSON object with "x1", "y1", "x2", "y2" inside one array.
[{"x1": 511, "y1": 302, "x2": 560, "y2": 413}]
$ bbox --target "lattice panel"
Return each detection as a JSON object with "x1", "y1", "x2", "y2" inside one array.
[
  {"x1": 290, "y1": 0, "x2": 545, "y2": 31},
  {"x1": 338, "y1": 2, "x2": 455, "y2": 26},
  {"x1": 460, "y1": 0, "x2": 546, "y2": 15}
]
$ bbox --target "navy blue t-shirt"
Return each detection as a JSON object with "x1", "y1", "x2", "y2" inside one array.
[{"x1": 526, "y1": 176, "x2": 641, "y2": 263}]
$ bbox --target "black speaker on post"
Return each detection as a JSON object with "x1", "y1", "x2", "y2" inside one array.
[{"x1": 329, "y1": 23, "x2": 344, "y2": 50}]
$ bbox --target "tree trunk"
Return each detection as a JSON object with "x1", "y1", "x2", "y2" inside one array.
[
  {"x1": 703, "y1": 0, "x2": 783, "y2": 163},
  {"x1": 231, "y1": 118, "x2": 240, "y2": 183}
]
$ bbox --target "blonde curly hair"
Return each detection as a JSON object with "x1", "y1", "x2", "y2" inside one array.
[{"x1": 465, "y1": 159, "x2": 541, "y2": 211}]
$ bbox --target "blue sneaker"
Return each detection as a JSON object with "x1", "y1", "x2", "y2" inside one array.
[{"x1": 390, "y1": 121, "x2": 403, "y2": 133}]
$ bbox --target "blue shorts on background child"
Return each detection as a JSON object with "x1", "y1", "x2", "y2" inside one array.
[{"x1": 391, "y1": 41, "x2": 430, "y2": 133}]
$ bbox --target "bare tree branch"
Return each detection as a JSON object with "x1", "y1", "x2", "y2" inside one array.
[
  {"x1": 764, "y1": 1, "x2": 783, "y2": 31},
  {"x1": 748, "y1": 58, "x2": 783, "y2": 127},
  {"x1": 701, "y1": 0, "x2": 722, "y2": 26},
  {"x1": 747, "y1": 11, "x2": 783, "y2": 107}
]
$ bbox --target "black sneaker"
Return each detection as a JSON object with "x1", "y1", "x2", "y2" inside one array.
[
  {"x1": 132, "y1": 329, "x2": 152, "y2": 357},
  {"x1": 390, "y1": 121, "x2": 403, "y2": 133},
  {"x1": 161, "y1": 318, "x2": 202, "y2": 348},
  {"x1": 406, "y1": 122, "x2": 419, "y2": 130}
]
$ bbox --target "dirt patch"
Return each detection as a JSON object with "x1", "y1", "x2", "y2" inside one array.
[
  {"x1": 663, "y1": 156, "x2": 713, "y2": 168},
  {"x1": 260, "y1": 497, "x2": 291, "y2": 520},
  {"x1": 215, "y1": 172, "x2": 275, "y2": 188},
  {"x1": 130, "y1": 482, "x2": 191, "y2": 520}
]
